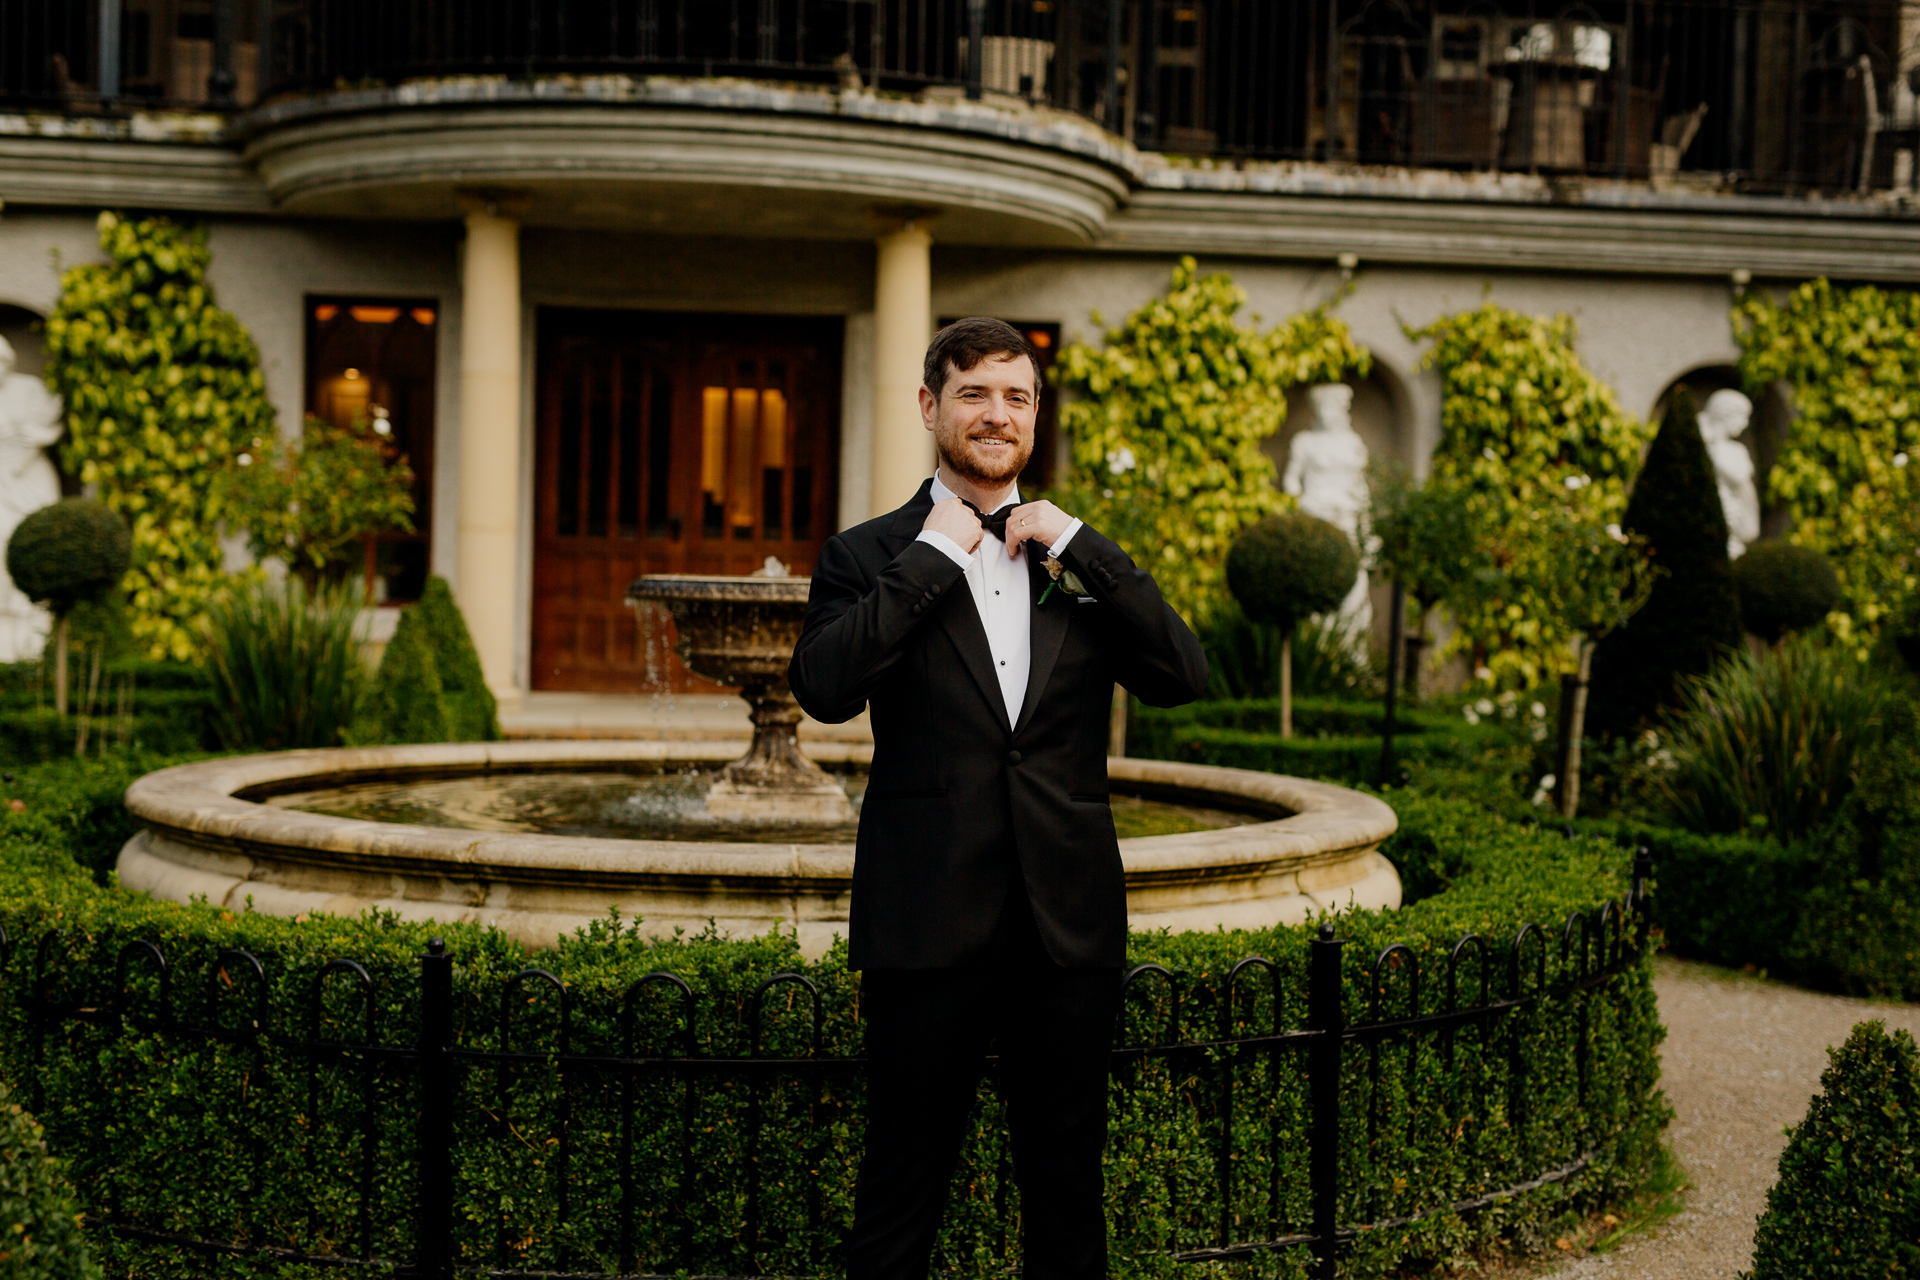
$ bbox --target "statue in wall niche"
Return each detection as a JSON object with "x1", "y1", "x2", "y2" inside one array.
[
  {"x1": 1282, "y1": 383, "x2": 1372, "y2": 638},
  {"x1": 1699, "y1": 388, "x2": 1761, "y2": 559},
  {"x1": 0, "y1": 337, "x2": 64, "y2": 663}
]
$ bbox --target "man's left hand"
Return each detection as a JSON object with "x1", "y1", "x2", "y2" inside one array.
[{"x1": 1004, "y1": 501, "x2": 1074, "y2": 558}]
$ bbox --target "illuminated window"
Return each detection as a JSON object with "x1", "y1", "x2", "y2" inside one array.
[{"x1": 305, "y1": 296, "x2": 438, "y2": 602}]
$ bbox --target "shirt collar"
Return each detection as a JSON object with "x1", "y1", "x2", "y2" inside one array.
[{"x1": 929, "y1": 470, "x2": 1020, "y2": 511}]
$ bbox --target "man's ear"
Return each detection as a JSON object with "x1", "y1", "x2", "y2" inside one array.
[{"x1": 918, "y1": 384, "x2": 938, "y2": 432}]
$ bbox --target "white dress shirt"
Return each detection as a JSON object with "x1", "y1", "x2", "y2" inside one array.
[{"x1": 915, "y1": 472, "x2": 1083, "y2": 728}]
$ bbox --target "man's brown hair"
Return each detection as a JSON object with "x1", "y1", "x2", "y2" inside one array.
[{"x1": 923, "y1": 317, "x2": 1041, "y2": 399}]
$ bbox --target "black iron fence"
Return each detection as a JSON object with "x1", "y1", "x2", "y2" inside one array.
[
  {"x1": 8, "y1": 853, "x2": 1655, "y2": 1279},
  {"x1": 0, "y1": 1, "x2": 1908, "y2": 195}
]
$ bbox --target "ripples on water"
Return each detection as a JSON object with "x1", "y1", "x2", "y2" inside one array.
[{"x1": 268, "y1": 769, "x2": 1260, "y2": 844}]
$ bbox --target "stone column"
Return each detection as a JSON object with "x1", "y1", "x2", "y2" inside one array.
[
  {"x1": 456, "y1": 200, "x2": 525, "y2": 703},
  {"x1": 869, "y1": 212, "x2": 936, "y2": 516}
]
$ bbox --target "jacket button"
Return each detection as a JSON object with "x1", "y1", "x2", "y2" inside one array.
[{"x1": 1007, "y1": 750, "x2": 1023, "y2": 765}]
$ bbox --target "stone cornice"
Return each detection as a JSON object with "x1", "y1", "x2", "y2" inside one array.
[
  {"x1": 2, "y1": 76, "x2": 1919, "y2": 279},
  {"x1": 0, "y1": 131, "x2": 269, "y2": 215},
  {"x1": 1107, "y1": 186, "x2": 1920, "y2": 282}
]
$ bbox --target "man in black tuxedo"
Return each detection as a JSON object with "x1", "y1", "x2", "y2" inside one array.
[{"x1": 789, "y1": 318, "x2": 1208, "y2": 1280}]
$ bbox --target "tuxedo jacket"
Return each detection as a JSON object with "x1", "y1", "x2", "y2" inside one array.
[{"x1": 788, "y1": 479, "x2": 1209, "y2": 970}]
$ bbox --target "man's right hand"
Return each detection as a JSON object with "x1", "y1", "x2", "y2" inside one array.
[{"x1": 923, "y1": 497, "x2": 984, "y2": 555}]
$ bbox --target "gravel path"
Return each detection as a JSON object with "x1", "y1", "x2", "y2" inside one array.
[{"x1": 1553, "y1": 955, "x2": 1920, "y2": 1278}]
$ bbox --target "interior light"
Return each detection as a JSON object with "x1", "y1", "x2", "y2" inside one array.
[
  {"x1": 314, "y1": 304, "x2": 338, "y2": 323},
  {"x1": 343, "y1": 368, "x2": 362, "y2": 381}
]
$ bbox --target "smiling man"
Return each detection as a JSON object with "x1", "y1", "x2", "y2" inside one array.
[{"x1": 789, "y1": 317, "x2": 1208, "y2": 1280}]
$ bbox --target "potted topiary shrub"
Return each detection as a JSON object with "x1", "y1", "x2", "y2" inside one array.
[
  {"x1": 5, "y1": 498, "x2": 130, "y2": 715},
  {"x1": 1225, "y1": 512, "x2": 1358, "y2": 737},
  {"x1": 1735, "y1": 541, "x2": 1841, "y2": 644}
]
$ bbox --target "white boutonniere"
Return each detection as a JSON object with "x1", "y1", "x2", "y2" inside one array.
[{"x1": 1038, "y1": 557, "x2": 1087, "y2": 605}]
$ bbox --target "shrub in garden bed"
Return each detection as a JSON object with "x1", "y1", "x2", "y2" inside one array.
[
  {"x1": 1130, "y1": 696, "x2": 1510, "y2": 787},
  {"x1": 0, "y1": 754, "x2": 1665, "y2": 1280},
  {"x1": 0, "y1": 1078, "x2": 99, "y2": 1279},
  {"x1": 0, "y1": 661, "x2": 215, "y2": 767},
  {"x1": 1745, "y1": 1021, "x2": 1920, "y2": 1279}
]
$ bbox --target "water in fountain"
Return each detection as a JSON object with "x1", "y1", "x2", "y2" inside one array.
[{"x1": 267, "y1": 766, "x2": 1260, "y2": 844}]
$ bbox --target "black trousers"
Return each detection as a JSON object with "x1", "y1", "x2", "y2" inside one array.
[{"x1": 846, "y1": 884, "x2": 1121, "y2": 1280}]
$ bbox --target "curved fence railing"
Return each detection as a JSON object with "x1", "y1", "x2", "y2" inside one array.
[{"x1": 8, "y1": 853, "x2": 1654, "y2": 1279}]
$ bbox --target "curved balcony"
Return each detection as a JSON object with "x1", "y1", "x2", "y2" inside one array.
[{"x1": 233, "y1": 76, "x2": 1134, "y2": 245}]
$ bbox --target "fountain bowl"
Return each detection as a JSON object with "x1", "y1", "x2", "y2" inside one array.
[
  {"x1": 626, "y1": 573, "x2": 852, "y2": 824},
  {"x1": 115, "y1": 742, "x2": 1401, "y2": 957}
]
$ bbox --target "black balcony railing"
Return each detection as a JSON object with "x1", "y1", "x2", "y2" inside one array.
[{"x1": 0, "y1": 0, "x2": 1911, "y2": 198}]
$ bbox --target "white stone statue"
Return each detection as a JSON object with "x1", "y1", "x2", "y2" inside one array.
[
  {"x1": 1698, "y1": 389, "x2": 1761, "y2": 559},
  {"x1": 0, "y1": 338, "x2": 64, "y2": 663},
  {"x1": 1282, "y1": 383, "x2": 1372, "y2": 638}
]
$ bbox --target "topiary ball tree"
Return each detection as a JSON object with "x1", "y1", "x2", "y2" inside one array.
[
  {"x1": 5, "y1": 497, "x2": 131, "y2": 716},
  {"x1": 1226, "y1": 512, "x2": 1358, "y2": 737},
  {"x1": 1736, "y1": 540, "x2": 1841, "y2": 643},
  {"x1": 1586, "y1": 386, "x2": 1745, "y2": 740}
]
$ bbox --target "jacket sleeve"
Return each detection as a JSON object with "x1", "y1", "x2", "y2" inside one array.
[
  {"x1": 1058, "y1": 525, "x2": 1210, "y2": 708},
  {"x1": 788, "y1": 534, "x2": 968, "y2": 723}
]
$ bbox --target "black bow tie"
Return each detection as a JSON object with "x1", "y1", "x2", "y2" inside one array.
[{"x1": 962, "y1": 500, "x2": 1019, "y2": 542}]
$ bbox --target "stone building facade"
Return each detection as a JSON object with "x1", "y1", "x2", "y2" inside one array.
[{"x1": 2, "y1": 1, "x2": 1917, "y2": 704}]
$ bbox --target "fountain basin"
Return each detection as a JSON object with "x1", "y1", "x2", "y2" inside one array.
[{"x1": 116, "y1": 742, "x2": 1401, "y2": 956}]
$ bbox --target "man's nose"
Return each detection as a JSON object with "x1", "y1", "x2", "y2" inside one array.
[{"x1": 982, "y1": 393, "x2": 1015, "y2": 426}]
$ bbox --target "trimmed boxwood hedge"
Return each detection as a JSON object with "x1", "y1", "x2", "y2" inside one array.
[
  {"x1": 0, "y1": 661, "x2": 215, "y2": 767},
  {"x1": 0, "y1": 754, "x2": 1662, "y2": 1279},
  {"x1": 1131, "y1": 696, "x2": 1509, "y2": 786}
]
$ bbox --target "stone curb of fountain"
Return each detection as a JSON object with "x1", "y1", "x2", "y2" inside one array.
[{"x1": 116, "y1": 745, "x2": 1402, "y2": 951}]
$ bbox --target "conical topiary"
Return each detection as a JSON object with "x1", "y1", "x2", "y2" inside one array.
[
  {"x1": 1745, "y1": 1021, "x2": 1920, "y2": 1279},
  {"x1": 410, "y1": 576, "x2": 500, "y2": 741},
  {"x1": 363, "y1": 575, "x2": 499, "y2": 744},
  {"x1": 1586, "y1": 387, "x2": 1744, "y2": 738},
  {"x1": 367, "y1": 609, "x2": 451, "y2": 745}
]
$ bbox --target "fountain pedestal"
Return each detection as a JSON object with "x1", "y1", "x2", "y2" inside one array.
[{"x1": 626, "y1": 574, "x2": 854, "y2": 825}]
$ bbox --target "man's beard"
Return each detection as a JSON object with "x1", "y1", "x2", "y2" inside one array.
[{"x1": 934, "y1": 415, "x2": 1033, "y2": 487}]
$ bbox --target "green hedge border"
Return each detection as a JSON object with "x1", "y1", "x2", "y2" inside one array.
[{"x1": 0, "y1": 755, "x2": 1663, "y2": 1279}]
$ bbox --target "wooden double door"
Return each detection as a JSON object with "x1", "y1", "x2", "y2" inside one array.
[{"x1": 532, "y1": 311, "x2": 842, "y2": 692}]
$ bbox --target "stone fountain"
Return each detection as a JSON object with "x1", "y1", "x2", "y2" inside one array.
[
  {"x1": 113, "y1": 573, "x2": 1402, "y2": 957},
  {"x1": 624, "y1": 572, "x2": 854, "y2": 825}
]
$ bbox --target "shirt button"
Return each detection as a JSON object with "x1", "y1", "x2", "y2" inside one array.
[{"x1": 1007, "y1": 750, "x2": 1023, "y2": 765}]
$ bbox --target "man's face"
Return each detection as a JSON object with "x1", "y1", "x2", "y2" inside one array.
[{"x1": 920, "y1": 354, "x2": 1039, "y2": 486}]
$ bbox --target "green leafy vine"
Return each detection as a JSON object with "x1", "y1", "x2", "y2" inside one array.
[
  {"x1": 1049, "y1": 257, "x2": 1371, "y2": 628},
  {"x1": 44, "y1": 213, "x2": 276, "y2": 661},
  {"x1": 1734, "y1": 278, "x2": 1920, "y2": 638}
]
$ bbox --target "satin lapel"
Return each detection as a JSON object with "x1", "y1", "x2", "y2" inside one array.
[
  {"x1": 886, "y1": 479, "x2": 937, "y2": 541},
  {"x1": 888, "y1": 476, "x2": 1009, "y2": 728},
  {"x1": 934, "y1": 584, "x2": 1012, "y2": 731},
  {"x1": 1013, "y1": 550, "x2": 1070, "y2": 738}
]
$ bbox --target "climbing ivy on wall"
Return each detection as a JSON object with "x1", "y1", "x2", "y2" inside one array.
[
  {"x1": 45, "y1": 212, "x2": 276, "y2": 661},
  {"x1": 1050, "y1": 257, "x2": 1371, "y2": 628},
  {"x1": 1408, "y1": 304, "x2": 1655, "y2": 685},
  {"x1": 1734, "y1": 278, "x2": 1920, "y2": 638}
]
